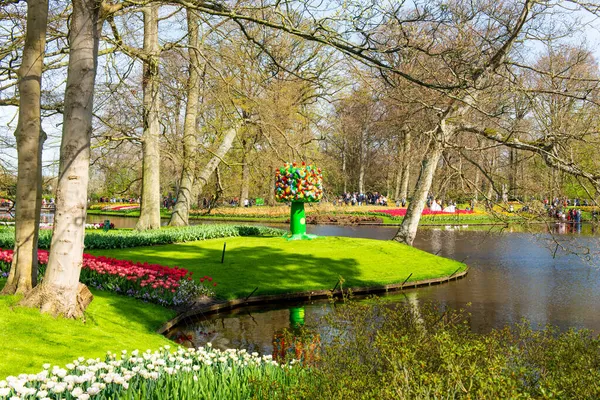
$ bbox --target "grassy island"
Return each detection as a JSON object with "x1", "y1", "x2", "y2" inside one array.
[{"x1": 88, "y1": 236, "x2": 466, "y2": 300}]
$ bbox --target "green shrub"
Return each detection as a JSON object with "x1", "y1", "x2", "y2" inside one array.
[
  {"x1": 0, "y1": 225, "x2": 285, "y2": 250},
  {"x1": 279, "y1": 299, "x2": 600, "y2": 399}
]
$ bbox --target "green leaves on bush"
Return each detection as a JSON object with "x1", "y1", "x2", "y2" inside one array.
[
  {"x1": 0, "y1": 225, "x2": 285, "y2": 250},
  {"x1": 280, "y1": 299, "x2": 600, "y2": 399}
]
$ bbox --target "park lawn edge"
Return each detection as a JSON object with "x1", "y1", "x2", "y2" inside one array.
[{"x1": 0, "y1": 279, "x2": 176, "y2": 379}]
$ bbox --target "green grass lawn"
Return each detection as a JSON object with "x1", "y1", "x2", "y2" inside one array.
[
  {"x1": 89, "y1": 236, "x2": 466, "y2": 300},
  {"x1": 0, "y1": 278, "x2": 175, "y2": 378}
]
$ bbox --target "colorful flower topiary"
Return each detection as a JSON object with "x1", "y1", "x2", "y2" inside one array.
[
  {"x1": 275, "y1": 162, "x2": 323, "y2": 203},
  {"x1": 275, "y1": 162, "x2": 323, "y2": 240}
]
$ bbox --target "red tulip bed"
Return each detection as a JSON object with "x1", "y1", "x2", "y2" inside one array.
[
  {"x1": 0, "y1": 248, "x2": 215, "y2": 306},
  {"x1": 110, "y1": 205, "x2": 139, "y2": 211},
  {"x1": 373, "y1": 209, "x2": 475, "y2": 217}
]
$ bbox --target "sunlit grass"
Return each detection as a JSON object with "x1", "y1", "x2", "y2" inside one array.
[
  {"x1": 89, "y1": 236, "x2": 466, "y2": 301},
  {"x1": 0, "y1": 278, "x2": 175, "y2": 378}
]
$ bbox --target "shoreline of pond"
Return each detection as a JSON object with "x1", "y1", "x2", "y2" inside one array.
[
  {"x1": 157, "y1": 267, "x2": 469, "y2": 335},
  {"x1": 84, "y1": 209, "x2": 543, "y2": 227}
]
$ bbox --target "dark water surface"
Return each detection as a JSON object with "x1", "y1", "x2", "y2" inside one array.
[{"x1": 164, "y1": 222, "x2": 600, "y2": 354}]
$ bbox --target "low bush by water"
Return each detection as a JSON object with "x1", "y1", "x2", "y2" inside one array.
[{"x1": 272, "y1": 298, "x2": 600, "y2": 399}]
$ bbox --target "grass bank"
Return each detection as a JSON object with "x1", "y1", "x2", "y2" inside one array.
[
  {"x1": 89, "y1": 236, "x2": 467, "y2": 300},
  {"x1": 0, "y1": 278, "x2": 175, "y2": 378}
]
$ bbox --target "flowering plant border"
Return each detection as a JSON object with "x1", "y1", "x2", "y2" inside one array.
[
  {"x1": 0, "y1": 345, "x2": 296, "y2": 400},
  {"x1": 0, "y1": 249, "x2": 215, "y2": 306}
]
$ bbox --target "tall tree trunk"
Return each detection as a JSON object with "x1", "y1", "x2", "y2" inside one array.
[
  {"x1": 393, "y1": 132, "x2": 404, "y2": 200},
  {"x1": 240, "y1": 139, "x2": 250, "y2": 206},
  {"x1": 136, "y1": 5, "x2": 161, "y2": 231},
  {"x1": 509, "y1": 148, "x2": 517, "y2": 200},
  {"x1": 197, "y1": 127, "x2": 237, "y2": 196},
  {"x1": 394, "y1": 168, "x2": 402, "y2": 200},
  {"x1": 486, "y1": 152, "x2": 497, "y2": 200},
  {"x1": 1, "y1": 0, "x2": 48, "y2": 295},
  {"x1": 473, "y1": 155, "x2": 481, "y2": 201},
  {"x1": 393, "y1": 0, "x2": 531, "y2": 246},
  {"x1": 169, "y1": 9, "x2": 200, "y2": 227},
  {"x1": 358, "y1": 138, "x2": 366, "y2": 194},
  {"x1": 20, "y1": 0, "x2": 100, "y2": 317},
  {"x1": 399, "y1": 130, "x2": 411, "y2": 200},
  {"x1": 341, "y1": 138, "x2": 347, "y2": 193},
  {"x1": 394, "y1": 141, "x2": 444, "y2": 245}
]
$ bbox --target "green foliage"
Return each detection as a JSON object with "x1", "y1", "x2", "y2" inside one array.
[
  {"x1": 282, "y1": 299, "x2": 600, "y2": 399},
  {"x1": 0, "y1": 225, "x2": 285, "y2": 250}
]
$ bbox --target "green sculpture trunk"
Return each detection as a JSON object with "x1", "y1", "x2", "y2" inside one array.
[{"x1": 287, "y1": 202, "x2": 317, "y2": 240}]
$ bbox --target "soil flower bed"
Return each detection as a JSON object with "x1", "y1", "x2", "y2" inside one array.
[
  {"x1": 285, "y1": 214, "x2": 383, "y2": 225},
  {"x1": 373, "y1": 208, "x2": 475, "y2": 217},
  {"x1": 0, "y1": 249, "x2": 215, "y2": 306}
]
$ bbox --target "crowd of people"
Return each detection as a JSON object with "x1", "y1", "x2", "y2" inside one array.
[
  {"x1": 543, "y1": 197, "x2": 590, "y2": 208},
  {"x1": 334, "y1": 192, "x2": 389, "y2": 206},
  {"x1": 542, "y1": 197, "x2": 596, "y2": 223},
  {"x1": 426, "y1": 195, "x2": 461, "y2": 212},
  {"x1": 547, "y1": 205, "x2": 583, "y2": 223}
]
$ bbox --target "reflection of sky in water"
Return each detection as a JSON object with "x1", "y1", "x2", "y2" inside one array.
[{"x1": 169, "y1": 226, "x2": 600, "y2": 355}]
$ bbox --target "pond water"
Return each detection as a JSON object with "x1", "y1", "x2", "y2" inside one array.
[{"x1": 166, "y1": 222, "x2": 600, "y2": 355}]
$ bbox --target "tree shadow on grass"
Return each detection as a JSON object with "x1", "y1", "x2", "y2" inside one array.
[
  {"x1": 114, "y1": 244, "x2": 363, "y2": 300},
  {"x1": 85, "y1": 289, "x2": 174, "y2": 331}
]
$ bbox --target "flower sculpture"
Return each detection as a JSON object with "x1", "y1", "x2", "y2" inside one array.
[{"x1": 275, "y1": 162, "x2": 323, "y2": 240}]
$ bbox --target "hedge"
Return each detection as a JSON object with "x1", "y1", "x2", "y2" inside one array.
[{"x1": 0, "y1": 224, "x2": 285, "y2": 250}]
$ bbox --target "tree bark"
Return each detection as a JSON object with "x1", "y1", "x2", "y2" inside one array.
[
  {"x1": 509, "y1": 148, "x2": 517, "y2": 200},
  {"x1": 473, "y1": 150, "x2": 481, "y2": 201},
  {"x1": 136, "y1": 5, "x2": 161, "y2": 230},
  {"x1": 399, "y1": 130, "x2": 411, "y2": 200},
  {"x1": 1, "y1": 0, "x2": 48, "y2": 295},
  {"x1": 394, "y1": 167, "x2": 402, "y2": 201},
  {"x1": 169, "y1": 9, "x2": 200, "y2": 227},
  {"x1": 240, "y1": 139, "x2": 250, "y2": 206},
  {"x1": 486, "y1": 151, "x2": 497, "y2": 200},
  {"x1": 20, "y1": 0, "x2": 100, "y2": 317},
  {"x1": 341, "y1": 138, "x2": 347, "y2": 194},
  {"x1": 393, "y1": 132, "x2": 404, "y2": 200},
  {"x1": 358, "y1": 136, "x2": 366, "y2": 194},
  {"x1": 394, "y1": 140, "x2": 444, "y2": 245},
  {"x1": 197, "y1": 127, "x2": 237, "y2": 195}
]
